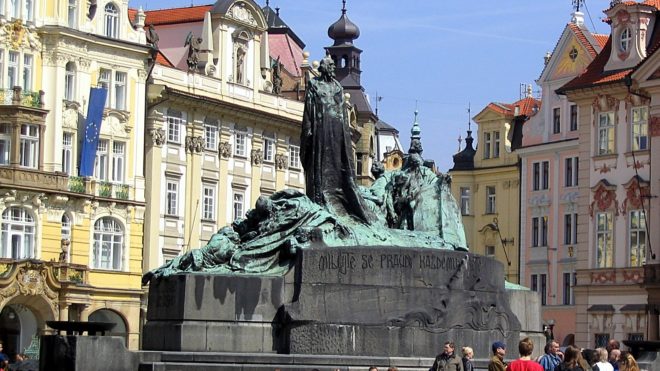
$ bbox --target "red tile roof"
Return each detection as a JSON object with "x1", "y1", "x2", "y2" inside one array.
[
  {"x1": 593, "y1": 34, "x2": 609, "y2": 48},
  {"x1": 569, "y1": 23, "x2": 600, "y2": 58},
  {"x1": 269, "y1": 34, "x2": 303, "y2": 77},
  {"x1": 144, "y1": 4, "x2": 213, "y2": 26},
  {"x1": 484, "y1": 97, "x2": 540, "y2": 118},
  {"x1": 156, "y1": 51, "x2": 175, "y2": 67}
]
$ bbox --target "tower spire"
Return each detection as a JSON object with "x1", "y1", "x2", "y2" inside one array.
[{"x1": 342, "y1": 0, "x2": 346, "y2": 14}]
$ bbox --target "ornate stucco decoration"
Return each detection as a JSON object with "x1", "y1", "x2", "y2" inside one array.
[
  {"x1": 185, "y1": 135, "x2": 204, "y2": 153},
  {"x1": 591, "y1": 95, "x2": 619, "y2": 126},
  {"x1": 149, "y1": 128, "x2": 165, "y2": 146},
  {"x1": 219, "y1": 141, "x2": 232, "y2": 158},
  {"x1": 0, "y1": 19, "x2": 41, "y2": 50},
  {"x1": 227, "y1": 2, "x2": 258, "y2": 27},
  {"x1": 620, "y1": 176, "x2": 649, "y2": 214},
  {"x1": 0, "y1": 261, "x2": 60, "y2": 317},
  {"x1": 589, "y1": 180, "x2": 619, "y2": 217},
  {"x1": 275, "y1": 153, "x2": 288, "y2": 170},
  {"x1": 251, "y1": 149, "x2": 263, "y2": 165}
]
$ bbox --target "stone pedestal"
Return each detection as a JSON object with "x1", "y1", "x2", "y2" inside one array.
[{"x1": 143, "y1": 247, "x2": 521, "y2": 358}]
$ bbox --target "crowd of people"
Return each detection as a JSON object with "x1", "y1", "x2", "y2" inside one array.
[{"x1": 421, "y1": 337, "x2": 642, "y2": 371}]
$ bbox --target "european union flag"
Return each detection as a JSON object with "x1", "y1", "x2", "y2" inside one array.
[{"x1": 79, "y1": 87, "x2": 107, "y2": 177}]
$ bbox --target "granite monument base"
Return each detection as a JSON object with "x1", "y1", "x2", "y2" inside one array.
[{"x1": 143, "y1": 247, "x2": 521, "y2": 358}]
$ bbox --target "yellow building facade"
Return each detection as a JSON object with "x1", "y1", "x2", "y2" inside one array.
[{"x1": 0, "y1": 0, "x2": 150, "y2": 355}]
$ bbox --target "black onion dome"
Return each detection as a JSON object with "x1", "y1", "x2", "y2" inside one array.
[{"x1": 327, "y1": 11, "x2": 360, "y2": 46}]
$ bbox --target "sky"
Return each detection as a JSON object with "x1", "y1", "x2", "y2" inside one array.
[{"x1": 128, "y1": 0, "x2": 615, "y2": 172}]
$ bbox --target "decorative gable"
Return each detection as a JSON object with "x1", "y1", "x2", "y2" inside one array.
[
  {"x1": 604, "y1": 3, "x2": 657, "y2": 71},
  {"x1": 550, "y1": 36, "x2": 593, "y2": 80}
]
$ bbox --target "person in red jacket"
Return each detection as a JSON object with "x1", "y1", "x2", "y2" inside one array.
[{"x1": 506, "y1": 338, "x2": 542, "y2": 371}]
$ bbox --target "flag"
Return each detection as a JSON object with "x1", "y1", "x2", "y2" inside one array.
[{"x1": 79, "y1": 87, "x2": 107, "y2": 177}]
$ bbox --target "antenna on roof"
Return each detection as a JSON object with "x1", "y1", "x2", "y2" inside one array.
[{"x1": 519, "y1": 83, "x2": 527, "y2": 100}]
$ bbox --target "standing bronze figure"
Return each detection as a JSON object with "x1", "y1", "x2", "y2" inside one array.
[{"x1": 301, "y1": 56, "x2": 374, "y2": 223}]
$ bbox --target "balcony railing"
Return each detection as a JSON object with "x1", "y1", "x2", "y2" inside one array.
[
  {"x1": 67, "y1": 177, "x2": 132, "y2": 200},
  {"x1": 0, "y1": 168, "x2": 69, "y2": 192},
  {"x1": 0, "y1": 258, "x2": 89, "y2": 286},
  {"x1": 0, "y1": 87, "x2": 44, "y2": 108}
]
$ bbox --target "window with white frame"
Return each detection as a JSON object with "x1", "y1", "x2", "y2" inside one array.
[
  {"x1": 19, "y1": 124, "x2": 38, "y2": 168},
  {"x1": 64, "y1": 62, "x2": 76, "y2": 101},
  {"x1": 0, "y1": 123, "x2": 10, "y2": 166},
  {"x1": 94, "y1": 139, "x2": 109, "y2": 180},
  {"x1": 629, "y1": 209, "x2": 647, "y2": 267},
  {"x1": 565, "y1": 157, "x2": 578, "y2": 187},
  {"x1": 68, "y1": 0, "x2": 77, "y2": 28},
  {"x1": 596, "y1": 212, "x2": 613, "y2": 268},
  {"x1": 22, "y1": 54, "x2": 32, "y2": 91},
  {"x1": 7, "y1": 51, "x2": 18, "y2": 89},
  {"x1": 204, "y1": 123, "x2": 217, "y2": 151},
  {"x1": 202, "y1": 184, "x2": 216, "y2": 221},
  {"x1": 233, "y1": 192, "x2": 244, "y2": 221},
  {"x1": 92, "y1": 217, "x2": 123, "y2": 270},
  {"x1": 532, "y1": 216, "x2": 548, "y2": 247},
  {"x1": 531, "y1": 274, "x2": 538, "y2": 292},
  {"x1": 540, "y1": 273, "x2": 547, "y2": 305},
  {"x1": 24, "y1": 0, "x2": 33, "y2": 22},
  {"x1": 493, "y1": 131, "x2": 500, "y2": 158},
  {"x1": 631, "y1": 106, "x2": 648, "y2": 151},
  {"x1": 61, "y1": 213, "x2": 71, "y2": 241},
  {"x1": 62, "y1": 132, "x2": 73, "y2": 175},
  {"x1": 1, "y1": 207, "x2": 34, "y2": 259},
  {"x1": 166, "y1": 179, "x2": 178, "y2": 216},
  {"x1": 542, "y1": 161, "x2": 549, "y2": 190},
  {"x1": 485, "y1": 245, "x2": 495, "y2": 256},
  {"x1": 289, "y1": 145, "x2": 300, "y2": 168},
  {"x1": 8, "y1": 0, "x2": 18, "y2": 19},
  {"x1": 532, "y1": 161, "x2": 549, "y2": 190},
  {"x1": 114, "y1": 71, "x2": 126, "y2": 110},
  {"x1": 564, "y1": 213, "x2": 577, "y2": 245},
  {"x1": 483, "y1": 132, "x2": 491, "y2": 159},
  {"x1": 563, "y1": 272, "x2": 576, "y2": 305},
  {"x1": 570, "y1": 104, "x2": 578, "y2": 131},
  {"x1": 98, "y1": 68, "x2": 111, "y2": 108},
  {"x1": 486, "y1": 186, "x2": 496, "y2": 214},
  {"x1": 111, "y1": 142, "x2": 125, "y2": 183},
  {"x1": 597, "y1": 112, "x2": 615, "y2": 155},
  {"x1": 553, "y1": 107, "x2": 561, "y2": 134},
  {"x1": 620, "y1": 27, "x2": 632, "y2": 53},
  {"x1": 263, "y1": 137, "x2": 274, "y2": 162},
  {"x1": 234, "y1": 131, "x2": 247, "y2": 157},
  {"x1": 104, "y1": 3, "x2": 119, "y2": 38},
  {"x1": 460, "y1": 187, "x2": 471, "y2": 215},
  {"x1": 166, "y1": 111, "x2": 183, "y2": 144}
]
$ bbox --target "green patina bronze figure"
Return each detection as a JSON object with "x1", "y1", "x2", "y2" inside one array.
[{"x1": 142, "y1": 53, "x2": 467, "y2": 284}]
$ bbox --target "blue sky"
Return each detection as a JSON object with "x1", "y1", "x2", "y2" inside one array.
[{"x1": 129, "y1": 0, "x2": 615, "y2": 172}]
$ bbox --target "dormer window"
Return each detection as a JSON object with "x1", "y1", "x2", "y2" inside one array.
[
  {"x1": 620, "y1": 27, "x2": 632, "y2": 53},
  {"x1": 104, "y1": 3, "x2": 119, "y2": 39}
]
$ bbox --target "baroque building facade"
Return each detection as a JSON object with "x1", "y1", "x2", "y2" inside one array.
[
  {"x1": 558, "y1": 0, "x2": 658, "y2": 348},
  {"x1": 0, "y1": 0, "x2": 150, "y2": 355},
  {"x1": 517, "y1": 9, "x2": 606, "y2": 345}
]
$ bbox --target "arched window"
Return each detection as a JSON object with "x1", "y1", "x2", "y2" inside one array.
[
  {"x1": 64, "y1": 62, "x2": 76, "y2": 101},
  {"x1": 104, "y1": 3, "x2": 119, "y2": 39},
  {"x1": 92, "y1": 217, "x2": 123, "y2": 270},
  {"x1": 1, "y1": 207, "x2": 35, "y2": 259}
]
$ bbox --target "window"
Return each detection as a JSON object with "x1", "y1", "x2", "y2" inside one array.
[
  {"x1": 553, "y1": 107, "x2": 561, "y2": 134},
  {"x1": 563, "y1": 272, "x2": 574, "y2": 305},
  {"x1": 565, "y1": 157, "x2": 578, "y2": 187},
  {"x1": 68, "y1": 0, "x2": 77, "y2": 28},
  {"x1": 114, "y1": 71, "x2": 126, "y2": 110},
  {"x1": 8, "y1": 0, "x2": 18, "y2": 19},
  {"x1": 111, "y1": 142, "x2": 125, "y2": 183},
  {"x1": 24, "y1": 0, "x2": 33, "y2": 22},
  {"x1": 532, "y1": 217, "x2": 539, "y2": 247},
  {"x1": 202, "y1": 184, "x2": 216, "y2": 221},
  {"x1": 0, "y1": 50, "x2": 4, "y2": 88},
  {"x1": 629, "y1": 210, "x2": 647, "y2": 267},
  {"x1": 94, "y1": 140, "x2": 109, "y2": 180},
  {"x1": 233, "y1": 192, "x2": 244, "y2": 221},
  {"x1": 564, "y1": 213, "x2": 577, "y2": 245},
  {"x1": 22, "y1": 54, "x2": 32, "y2": 90},
  {"x1": 166, "y1": 180, "x2": 178, "y2": 216},
  {"x1": 483, "y1": 132, "x2": 491, "y2": 159},
  {"x1": 628, "y1": 333, "x2": 644, "y2": 342},
  {"x1": 7, "y1": 51, "x2": 18, "y2": 89},
  {"x1": 460, "y1": 187, "x2": 471, "y2": 215},
  {"x1": 204, "y1": 123, "x2": 217, "y2": 151},
  {"x1": 98, "y1": 69, "x2": 111, "y2": 108},
  {"x1": 533, "y1": 161, "x2": 549, "y2": 190},
  {"x1": 542, "y1": 161, "x2": 549, "y2": 190},
  {"x1": 263, "y1": 138, "x2": 274, "y2": 162},
  {"x1": 597, "y1": 112, "x2": 615, "y2": 155},
  {"x1": 533, "y1": 163, "x2": 540, "y2": 191},
  {"x1": 64, "y1": 62, "x2": 76, "y2": 101},
  {"x1": 596, "y1": 212, "x2": 613, "y2": 268},
  {"x1": 1, "y1": 207, "x2": 35, "y2": 259},
  {"x1": 62, "y1": 132, "x2": 73, "y2": 175},
  {"x1": 493, "y1": 131, "x2": 500, "y2": 158},
  {"x1": 620, "y1": 27, "x2": 632, "y2": 53},
  {"x1": 0, "y1": 124, "x2": 11, "y2": 166},
  {"x1": 92, "y1": 217, "x2": 123, "y2": 270},
  {"x1": 166, "y1": 113, "x2": 183, "y2": 144},
  {"x1": 485, "y1": 245, "x2": 495, "y2": 256},
  {"x1": 486, "y1": 186, "x2": 496, "y2": 214},
  {"x1": 570, "y1": 105, "x2": 578, "y2": 131},
  {"x1": 61, "y1": 214, "x2": 72, "y2": 241},
  {"x1": 540, "y1": 273, "x2": 547, "y2": 305},
  {"x1": 595, "y1": 334, "x2": 610, "y2": 349},
  {"x1": 289, "y1": 145, "x2": 301, "y2": 168},
  {"x1": 531, "y1": 274, "x2": 538, "y2": 292},
  {"x1": 532, "y1": 216, "x2": 548, "y2": 247},
  {"x1": 631, "y1": 106, "x2": 648, "y2": 151},
  {"x1": 234, "y1": 131, "x2": 247, "y2": 157},
  {"x1": 19, "y1": 124, "x2": 39, "y2": 168},
  {"x1": 104, "y1": 3, "x2": 119, "y2": 38}
]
